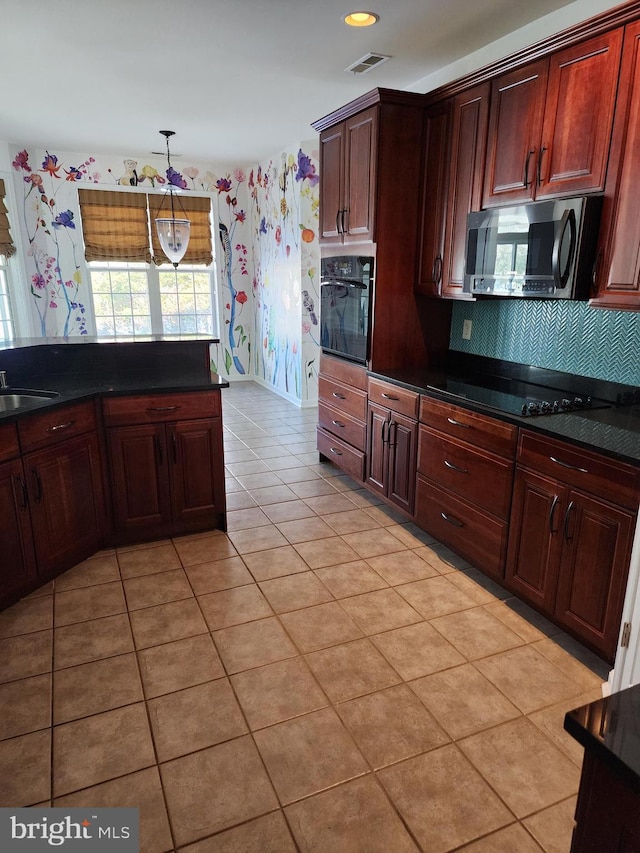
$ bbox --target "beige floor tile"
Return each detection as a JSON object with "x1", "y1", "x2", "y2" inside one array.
[
  {"x1": 137, "y1": 634, "x2": 224, "y2": 698},
  {"x1": 53, "y1": 703, "x2": 156, "y2": 797},
  {"x1": 225, "y1": 489, "x2": 258, "y2": 510},
  {"x1": 415, "y1": 545, "x2": 467, "y2": 574},
  {"x1": 377, "y1": 744, "x2": 512, "y2": 853},
  {"x1": 339, "y1": 588, "x2": 422, "y2": 635},
  {"x1": 336, "y1": 683, "x2": 449, "y2": 769},
  {"x1": 117, "y1": 539, "x2": 174, "y2": 554},
  {"x1": 246, "y1": 484, "x2": 299, "y2": 505},
  {"x1": 458, "y1": 823, "x2": 544, "y2": 852},
  {"x1": 179, "y1": 811, "x2": 297, "y2": 853},
  {"x1": 410, "y1": 663, "x2": 521, "y2": 740},
  {"x1": 123, "y1": 568, "x2": 193, "y2": 611},
  {"x1": 528, "y1": 691, "x2": 600, "y2": 767},
  {"x1": 225, "y1": 459, "x2": 270, "y2": 476},
  {"x1": 160, "y1": 735, "x2": 278, "y2": 847},
  {"x1": 314, "y1": 560, "x2": 388, "y2": 598},
  {"x1": 285, "y1": 775, "x2": 419, "y2": 853},
  {"x1": 148, "y1": 678, "x2": 248, "y2": 762},
  {"x1": 0, "y1": 729, "x2": 51, "y2": 806},
  {"x1": 261, "y1": 499, "x2": 316, "y2": 523},
  {"x1": 254, "y1": 707, "x2": 368, "y2": 804},
  {"x1": 54, "y1": 554, "x2": 121, "y2": 591},
  {"x1": 0, "y1": 673, "x2": 51, "y2": 740},
  {"x1": 276, "y1": 516, "x2": 337, "y2": 544},
  {"x1": 277, "y1": 466, "x2": 323, "y2": 485},
  {"x1": 293, "y1": 536, "x2": 361, "y2": 570},
  {"x1": 366, "y1": 550, "x2": 439, "y2": 585},
  {"x1": 371, "y1": 621, "x2": 465, "y2": 680},
  {"x1": 395, "y1": 575, "x2": 476, "y2": 620},
  {"x1": 279, "y1": 602, "x2": 363, "y2": 653},
  {"x1": 25, "y1": 580, "x2": 54, "y2": 598},
  {"x1": 426, "y1": 542, "x2": 471, "y2": 570},
  {"x1": 474, "y1": 645, "x2": 585, "y2": 714},
  {"x1": 346, "y1": 488, "x2": 385, "y2": 508},
  {"x1": 383, "y1": 522, "x2": 437, "y2": 548},
  {"x1": 226, "y1": 506, "x2": 272, "y2": 532},
  {"x1": 198, "y1": 584, "x2": 273, "y2": 630},
  {"x1": 459, "y1": 718, "x2": 580, "y2": 819},
  {"x1": 54, "y1": 614, "x2": 134, "y2": 669},
  {"x1": 228, "y1": 526, "x2": 289, "y2": 554},
  {"x1": 266, "y1": 456, "x2": 308, "y2": 471},
  {"x1": 341, "y1": 529, "x2": 406, "y2": 558},
  {"x1": 323, "y1": 508, "x2": 384, "y2": 535},
  {"x1": 289, "y1": 479, "x2": 340, "y2": 498},
  {"x1": 449, "y1": 568, "x2": 511, "y2": 603},
  {"x1": 235, "y1": 472, "x2": 284, "y2": 490},
  {"x1": 523, "y1": 796, "x2": 578, "y2": 853},
  {"x1": 0, "y1": 595, "x2": 53, "y2": 638},
  {"x1": 430, "y1": 606, "x2": 525, "y2": 660},
  {"x1": 129, "y1": 598, "x2": 208, "y2": 649},
  {"x1": 242, "y1": 545, "x2": 310, "y2": 581},
  {"x1": 53, "y1": 652, "x2": 143, "y2": 724},
  {"x1": 224, "y1": 447, "x2": 259, "y2": 463},
  {"x1": 258, "y1": 573, "x2": 333, "y2": 613},
  {"x1": 0, "y1": 630, "x2": 53, "y2": 683},
  {"x1": 231, "y1": 656, "x2": 328, "y2": 730},
  {"x1": 54, "y1": 582, "x2": 126, "y2": 627},
  {"x1": 303, "y1": 493, "x2": 358, "y2": 515},
  {"x1": 305, "y1": 638, "x2": 401, "y2": 703},
  {"x1": 173, "y1": 533, "x2": 238, "y2": 567},
  {"x1": 533, "y1": 636, "x2": 609, "y2": 689},
  {"x1": 55, "y1": 766, "x2": 174, "y2": 853},
  {"x1": 212, "y1": 616, "x2": 298, "y2": 674},
  {"x1": 118, "y1": 543, "x2": 181, "y2": 578},
  {"x1": 184, "y1": 557, "x2": 253, "y2": 595},
  {"x1": 483, "y1": 599, "x2": 551, "y2": 643}
]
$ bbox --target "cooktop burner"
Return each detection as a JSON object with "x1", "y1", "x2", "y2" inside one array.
[{"x1": 427, "y1": 375, "x2": 613, "y2": 417}]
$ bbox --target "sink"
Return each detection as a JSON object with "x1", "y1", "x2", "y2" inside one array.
[{"x1": 0, "y1": 389, "x2": 59, "y2": 413}]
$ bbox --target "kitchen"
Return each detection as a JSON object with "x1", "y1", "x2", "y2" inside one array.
[{"x1": 2, "y1": 0, "x2": 640, "y2": 850}]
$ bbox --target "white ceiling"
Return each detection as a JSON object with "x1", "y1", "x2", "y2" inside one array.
[{"x1": 0, "y1": 0, "x2": 619, "y2": 169}]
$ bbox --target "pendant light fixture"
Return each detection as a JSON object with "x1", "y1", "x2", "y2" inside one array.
[{"x1": 155, "y1": 130, "x2": 190, "y2": 268}]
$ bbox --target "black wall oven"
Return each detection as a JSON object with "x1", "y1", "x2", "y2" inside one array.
[{"x1": 320, "y1": 255, "x2": 374, "y2": 365}]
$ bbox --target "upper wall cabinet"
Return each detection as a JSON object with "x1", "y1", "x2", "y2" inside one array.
[
  {"x1": 591, "y1": 20, "x2": 640, "y2": 311},
  {"x1": 318, "y1": 107, "x2": 377, "y2": 245},
  {"x1": 483, "y1": 29, "x2": 623, "y2": 207}
]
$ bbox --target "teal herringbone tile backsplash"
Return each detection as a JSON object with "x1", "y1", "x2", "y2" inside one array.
[{"x1": 450, "y1": 300, "x2": 640, "y2": 385}]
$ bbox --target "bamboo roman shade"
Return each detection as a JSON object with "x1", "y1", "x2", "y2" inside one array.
[
  {"x1": 148, "y1": 194, "x2": 213, "y2": 266},
  {"x1": 78, "y1": 189, "x2": 151, "y2": 263},
  {"x1": 0, "y1": 179, "x2": 16, "y2": 258}
]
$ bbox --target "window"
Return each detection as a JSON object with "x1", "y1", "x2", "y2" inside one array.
[{"x1": 0, "y1": 253, "x2": 16, "y2": 343}]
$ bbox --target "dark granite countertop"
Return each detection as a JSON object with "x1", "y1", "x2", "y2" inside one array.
[
  {"x1": 0, "y1": 334, "x2": 220, "y2": 351},
  {"x1": 565, "y1": 685, "x2": 640, "y2": 792}
]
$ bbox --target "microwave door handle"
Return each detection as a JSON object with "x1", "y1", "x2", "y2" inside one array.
[{"x1": 551, "y1": 208, "x2": 577, "y2": 290}]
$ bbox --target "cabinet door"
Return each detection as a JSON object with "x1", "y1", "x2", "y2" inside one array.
[
  {"x1": 344, "y1": 107, "x2": 377, "y2": 243},
  {"x1": 591, "y1": 21, "x2": 640, "y2": 310},
  {"x1": 107, "y1": 424, "x2": 171, "y2": 539},
  {"x1": 0, "y1": 458, "x2": 37, "y2": 603},
  {"x1": 319, "y1": 122, "x2": 345, "y2": 244},
  {"x1": 505, "y1": 468, "x2": 564, "y2": 614},
  {"x1": 170, "y1": 418, "x2": 226, "y2": 530},
  {"x1": 366, "y1": 402, "x2": 389, "y2": 497},
  {"x1": 416, "y1": 100, "x2": 451, "y2": 296},
  {"x1": 555, "y1": 490, "x2": 634, "y2": 661},
  {"x1": 483, "y1": 60, "x2": 548, "y2": 207},
  {"x1": 388, "y1": 414, "x2": 417, "y2": 515},
  {"x1": 538, "y1": 30, "x2": 622, "y2": 199},
  {"x1": 26, "y1": 433, "x2": 105, "y2": 577},
  {"x1": 442, "y1": 83, "x2": 490, "y2": 298}
]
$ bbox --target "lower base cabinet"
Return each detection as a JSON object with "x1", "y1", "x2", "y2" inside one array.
[{"x1": 0, "y1": 457, "x2": 38, "y2": 601}]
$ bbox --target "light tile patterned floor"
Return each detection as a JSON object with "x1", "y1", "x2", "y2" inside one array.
[{"x1": 0, "y1": 382, "x2": 609, "y2": 852}]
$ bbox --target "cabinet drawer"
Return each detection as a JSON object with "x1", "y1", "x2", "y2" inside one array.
[
  {"x1": 368, "y1": 378, "x2": 418, "y2": 419},
  {"x1": 319, "y1": 355, "x2": 368, "y2": 391},
  {"x1": 417, "y1": 426, "x2": 514, "y2": 520},
  {"x1": 518, "y1": 430, "x2": 640, "y2": 510},
  {"x1": 318, "y1": 377, "x2": 367, "y2": 422},
  {"x1": 317, "y1": 426, "x2": 365, "y2": 482},
  {"x1": 420, "y1": 396, "x2": 517, "y2": 458},
  {"x1": 415, "y1": 474, "x2": 509, "y2": 580},
  {"x1": 103, "y1": 391, "x2": 221, "y2": 427},
  {"x1": 18, "y1": 401, "x2": 96, "y2": 452},
  {"x1": 318, "y1": 402, "x2": 366, "y2": 451},
  {"x1": 0, "y1": 421, "x2": 19, "y2": 463}
]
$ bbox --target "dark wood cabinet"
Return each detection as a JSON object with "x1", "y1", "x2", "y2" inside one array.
[
  {"x1": 591, "y1": 20, "x2": 640, "y2": 310},
  {"x1": 0, "y1": 457, "x2": 38, "y2": 604},
  {"x1": 483, "y1": 30, "x2": 622, "y2": 206},
  {"x1": 317, "y1": 354, "x2": 367, "y2": 483}
]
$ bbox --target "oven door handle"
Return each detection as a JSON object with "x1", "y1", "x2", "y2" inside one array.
[
  {"x1": 321, "y1": 278, "x2": 367, "y2": 289},
  {"x1": 551, "y1": 208, "x2": 577, "y2": 291}
]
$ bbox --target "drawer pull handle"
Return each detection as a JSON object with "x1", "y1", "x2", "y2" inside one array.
[
  {"x1": 444, "y1": 459, "x2": 468, "y2": 474},
  {"x1": 13, "y1": 475, "x2": 28, "y2": 509},
  {"x1": 441, "y1": 511, "x2": 464, "y2": 528},
  {"x1": 447, "y1": 417, "x2": 470, "y2": 428},
  {"x1": 147, "y1": 405, "x2": 180, "y2": 412},
  {"x1": 549, "y1": 494, "x2": 559, "y2": 534},
  {"x1": 381, "y1": 393, "x2": 399, "y2": 400},
  {"x1": 46, "y1": 419, "x2": 76, "y2": 433},
  {"x1": 332, "y1": 392, "x2": 346, "y2": 400},
  {"x1": 549, "y1": 456, "x2": 588, "y2": 474},
  {"x1": 332, "y1": 419, "x2": 345, "y2": 428},
  {"x1": 330, "y1": 447, "x2": 343, "y2": 456},
  {"x1": 563, "y1": 500, "x2": 575, "y2": 541}
]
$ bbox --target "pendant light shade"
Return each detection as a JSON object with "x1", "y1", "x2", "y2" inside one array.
[{"x1": 155, "y1": 130, "x2": 190, "y2": 268}]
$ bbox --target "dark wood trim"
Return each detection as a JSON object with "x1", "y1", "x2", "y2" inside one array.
[{"x1": 312, "y1": 88, "x2": 425, "y2": 131}]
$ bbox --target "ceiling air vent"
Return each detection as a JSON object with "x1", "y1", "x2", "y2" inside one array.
[{"x1": 345, "y1": 53, "x2": 390, "y2": 74}]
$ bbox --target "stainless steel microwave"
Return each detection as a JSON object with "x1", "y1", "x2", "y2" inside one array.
[{"x1": 464, "y1": 195, "x2": 603, "y2": 299}]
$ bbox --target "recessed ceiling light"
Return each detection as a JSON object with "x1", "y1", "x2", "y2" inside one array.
[{"x1": 344, "y1": 11, "x2": 379, "y2": 27}]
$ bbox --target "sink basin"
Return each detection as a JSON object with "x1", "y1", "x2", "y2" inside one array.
[{"x1": 0, "y1": 389, "x2": 59, "y2": 413}]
